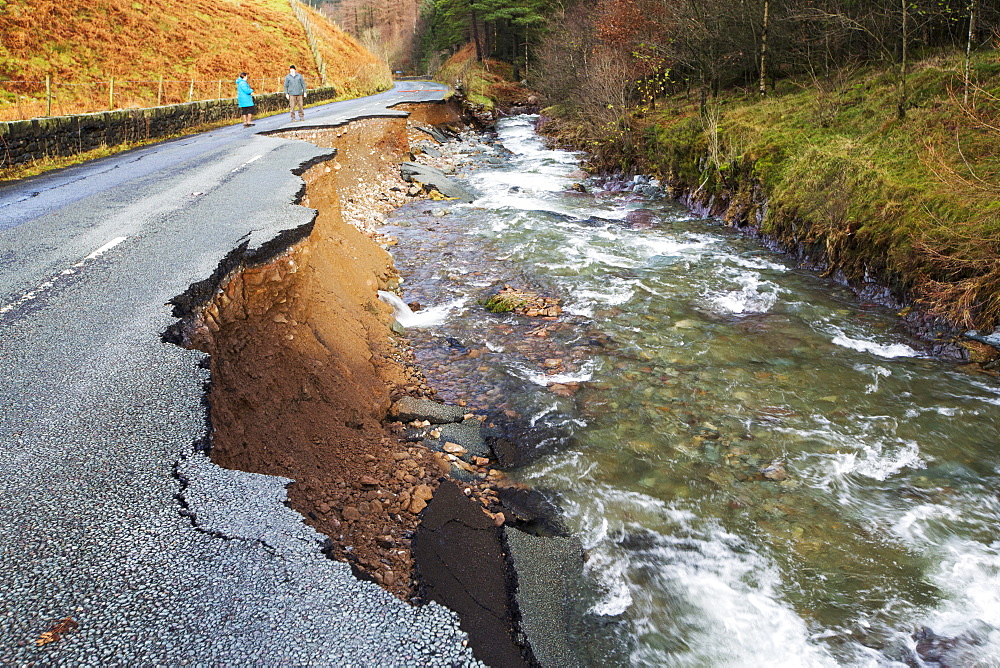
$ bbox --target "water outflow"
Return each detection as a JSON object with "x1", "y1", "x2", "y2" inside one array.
[
  {"x1": 381, "y1": 116, "x2": 1000, "y2": 665},
  {"x1": 378, "y1": 289, "x2": 464, "y2": 328}
]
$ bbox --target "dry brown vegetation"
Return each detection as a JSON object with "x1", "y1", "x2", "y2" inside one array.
[
  {"x1": 319, "y1": 0, "x2": 423, "y2": 72},
  {"x1": 0, "y1": 0, "x2": 390, "y2": 120},
  {"x1": 298, "y1": 1, "x2": 392, "y2": 95}
]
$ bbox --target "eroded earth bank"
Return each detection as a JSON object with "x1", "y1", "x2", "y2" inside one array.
[{"x1": 163, "y1": 103, "x2": 589, "y2": 667}]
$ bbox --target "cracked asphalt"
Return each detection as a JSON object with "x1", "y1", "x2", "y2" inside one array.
[{"x1": 0, "y1": 82, "x2": 480, "y2": 665}]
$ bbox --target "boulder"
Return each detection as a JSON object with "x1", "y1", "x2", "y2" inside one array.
[
  {"x1": 965, "y1": 330, "x2": 1000, "y2": 350},
  {"x1": 637, "y1": 185, "x2": 664, "y2": 199}
]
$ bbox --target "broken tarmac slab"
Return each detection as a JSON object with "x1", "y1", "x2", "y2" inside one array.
[
  {"x1": 496, "y1": 485, "x2": 566, "y2": 537},
  {"x1": 176, "y1": 453, "x2": 322, "y2": 558},
  {"x1": 413, "y1": 480, "x2": 596, "y2": 667},
  {"x1": 389, "y1": 396, "x2": 467, "y2": 425},
  {"x1": 413, "y1": 480, "x2": 533, "y2": 667},
  {"x1": 400, "y1": 410, "x2": 522, "y2": 469},
  {"x1": 400, "y1": 162, "x2": 477, "y2": 203},
  {"x1": 425, "y1": 419, "x2": 492, "y2": 460},
  {"x1": 504, "y1": 529, "x2": 585, "y2": 668},
  {"x1": 414, "y1": 124, "x2": 453, "y2": 144},
  {"x1": 505, "y1": 527, "x2": 626, "y2": 666}
]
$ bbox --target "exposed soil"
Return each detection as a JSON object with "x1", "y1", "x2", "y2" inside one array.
[{"x1": 168, "y1": 111, "x2": 505, "y2": 600}]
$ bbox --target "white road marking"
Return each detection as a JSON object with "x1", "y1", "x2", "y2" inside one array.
[
  {"x1": 1, "y1": 236, "x2": 128, "y2": 316},
  {"x1": 231, "y1": 154, "x2": 263, "y2": 173},
  {"x1": 85, "y1": 236, "x2": 127, "y2": 260}
]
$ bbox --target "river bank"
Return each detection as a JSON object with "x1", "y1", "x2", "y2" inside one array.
[{"x1": 534, "y1": 53, "x2": 1000, "y2": 366}]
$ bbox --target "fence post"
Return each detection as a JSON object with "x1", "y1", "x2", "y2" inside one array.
[
  {"x1": 217, "y1": 79, "x2": 223, "y2": 100},
  {"x1": 157, "y1": 76, "x2": 163, "y2": 106},
  {"x1": 109, "y1": 77, "x2": 115, "y2": 110},
  {"x1": 45, "y1": 75, "x2": 51, "y2": 116},
  {"x1": 188, "y1": 80, "x2": 194, "y2": 103}
]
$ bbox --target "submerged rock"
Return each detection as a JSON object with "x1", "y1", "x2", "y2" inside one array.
[
  {"x1": 624, "y1": 209, "x2": 657, "y2": 229},
  {"x1": 761, "y1": 460, "x2": 788, "y2": 481},
  {"x1": 911, "y1": 624, "x2": 989, "y2": 666}
]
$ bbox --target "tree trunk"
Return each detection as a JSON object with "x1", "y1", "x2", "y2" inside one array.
[
  {"x1": 512, "y1": 27, "x2": 522, "y2": 81},
  {"x1": 897, "y1": 0, "x2": 908, "y2": 119},
  {"x1": 964, "y1": 0, "x2": 977, "y2": 104},
  {"x1": 471, "y1": 5, "x2": 483, "y2": 61},
  {"x1": 759, "y1": 0, "x2": 770, "y2": 97}
]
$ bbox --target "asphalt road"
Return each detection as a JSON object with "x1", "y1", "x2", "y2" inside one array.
[{"x1": 0, "y1": 82, "x2": 480, "y2": 665}]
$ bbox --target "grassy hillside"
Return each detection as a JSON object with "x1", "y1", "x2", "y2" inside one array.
[
  {"x1": 542, "y1": 50, "x2": 1000, "y2": 332},
  {"x1": 0, "y1": 0, "x2": 390, "y2": 119}
]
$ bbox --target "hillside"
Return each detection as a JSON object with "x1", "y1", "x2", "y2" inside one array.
[{"x1": 0, "y1": 0, "x2": 390, "y2": 119}]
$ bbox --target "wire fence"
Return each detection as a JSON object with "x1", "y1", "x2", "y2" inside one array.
[{"x1": 0, "y1": 75, "x2": 294, "y2": 123}]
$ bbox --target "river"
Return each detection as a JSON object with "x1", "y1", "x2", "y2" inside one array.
[{"x1": 380, "y1": 116, "x2": 1000, "y2": 666}]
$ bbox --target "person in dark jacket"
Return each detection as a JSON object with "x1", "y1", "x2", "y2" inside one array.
[
  {"x1": 236, "y1": 72, "x2": 255, "y2": 127},
  {"x1": 283, "y1": 65, "x2": 307, "y2": 121}
]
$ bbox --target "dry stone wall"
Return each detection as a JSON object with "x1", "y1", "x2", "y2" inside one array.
[{"x1": 0, "y1": 87, "x2": 338, "y2": 168}]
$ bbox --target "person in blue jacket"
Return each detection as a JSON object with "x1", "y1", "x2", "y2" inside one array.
[{"x1": 236, "y1": 73, "x2": 255, "y2": 127}]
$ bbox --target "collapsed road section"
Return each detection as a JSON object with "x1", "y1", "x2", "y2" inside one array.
[
  {"x1": 162, "y1": 105, "x2": 600, "y2": 666},
  {"x1": 0, "y1": 84, "x2": 480, "y2": 666}
]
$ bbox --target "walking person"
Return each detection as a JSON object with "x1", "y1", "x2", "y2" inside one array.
[
  {"x1": 236, "y1": 72, "x2": 256, "y2": 127},
  {"x1": 283, "y1": 65, "x2": 306, "y2": 121}
]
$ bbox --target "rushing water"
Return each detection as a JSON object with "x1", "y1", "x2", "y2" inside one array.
[{"x1": 381, "y1": 116, "x2": 1000, "y2": 666}]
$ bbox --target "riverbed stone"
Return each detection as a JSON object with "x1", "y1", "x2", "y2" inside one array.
[
  {"x1": 624, "y1": 209, "x2": 656, "y2": 229},
  {"x1": 388, "y1": 396, "x2": 466, "y2": 424}
]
